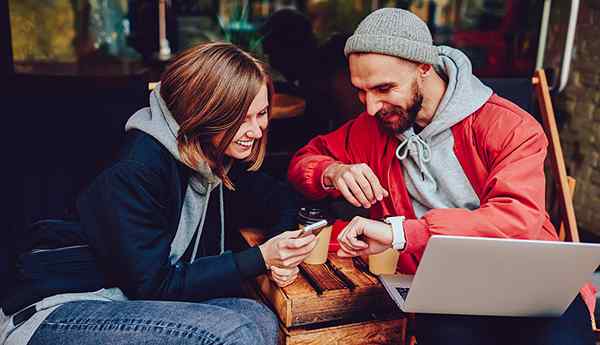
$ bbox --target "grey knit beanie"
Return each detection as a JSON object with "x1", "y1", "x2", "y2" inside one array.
[{"x1": 344, "y1": 8, "x2": 439, "y2": 65}]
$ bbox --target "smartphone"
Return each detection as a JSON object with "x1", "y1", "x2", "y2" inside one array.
[{"x1": 296, "y1": 219, "x2": 329, "y2": 238}]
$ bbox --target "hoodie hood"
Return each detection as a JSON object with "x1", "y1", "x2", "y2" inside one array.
[
  {"x1": 125, "y1": 84, "x2": 221, "y2": 189},
  {"x1": 125, "y1": 84, "x2": 225, "y2": 264},
  {"x1": 409, "y1": 45, "x2": 492, "y2": 141},
  {"x1": 394, "y1": 45, "x2": 489, "y2": 218}
]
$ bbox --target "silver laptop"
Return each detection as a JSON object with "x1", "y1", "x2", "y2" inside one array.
[{"x1": 379, "y1": 235, "x2": 600, "y2": 317}]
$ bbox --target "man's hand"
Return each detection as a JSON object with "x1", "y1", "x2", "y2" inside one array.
[
  {"x1": 336, "y1": 216, "x2": 393, "y2": 257},
  {"x1": 269, "y1": 266, "x2": 299, "y2": 287},
  {"x1": 323, "y1": 163, "x2": 389, "y2": 208},
  {"x1": 259, "y1": 230, "x2": 317, "y2": 269}
]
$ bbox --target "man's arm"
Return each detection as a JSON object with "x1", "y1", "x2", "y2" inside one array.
[
  {"x1": 288, "y1": 115, "x2": 388, "y2": 206},
  {"x1": 288, "y1": 120, "x2": 356, "y2": 200}
]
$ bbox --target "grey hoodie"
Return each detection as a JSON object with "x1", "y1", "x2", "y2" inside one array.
[{"x1": 396, "y1": 46, "x2": 492, "y2": 218}]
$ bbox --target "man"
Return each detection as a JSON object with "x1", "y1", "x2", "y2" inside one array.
[{"x1": 287, "y1": 8, "x2": 596, "y2": 345}]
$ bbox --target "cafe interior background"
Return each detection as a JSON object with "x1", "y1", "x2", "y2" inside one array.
[{"x1": 2, "y1": 0, "x2": 599, "y2": 292}]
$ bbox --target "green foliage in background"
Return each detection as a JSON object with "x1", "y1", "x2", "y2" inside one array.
[{"x1": 215, "y1": 0, "x2": 264, "y2": 54}]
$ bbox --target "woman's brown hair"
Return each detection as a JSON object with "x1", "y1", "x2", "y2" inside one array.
[{"x1": 160, "y1": 42, "x2": 272, "y2": 189}]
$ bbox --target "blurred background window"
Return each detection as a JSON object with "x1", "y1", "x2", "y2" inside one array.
[
  {"x1": 9, "y1": 0, "x2": 78, "y2": 63},
  {"x1": 7, "y1": 0, "x2": 543, "y2": 78},
  {"x1": 8, "y1": 0, "x2": 142, "y2": 75},
  {"x1": 177, "y1": 0, "x2": 542, "y2": 78}
]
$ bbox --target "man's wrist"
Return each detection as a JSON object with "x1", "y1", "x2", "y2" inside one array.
[{"x1": 381, "y1": 223, "x2": 394, "y2": 247}]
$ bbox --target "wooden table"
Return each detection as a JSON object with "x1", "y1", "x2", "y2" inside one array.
[{"x1": 241, "y1": 228, "x2": 407, "y2": 345}]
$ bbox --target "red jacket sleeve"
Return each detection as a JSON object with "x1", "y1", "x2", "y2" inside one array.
[
  {"x1": 403, "y1": 107, "x2": 553, "y2": 255},
  {"x1": 288, "y1": 115, "x2": 374, "y2": 200}
]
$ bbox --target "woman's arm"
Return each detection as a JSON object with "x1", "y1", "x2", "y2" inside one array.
[{"x1": 77, "y1": 160, "x2": 265, "y2": 302}]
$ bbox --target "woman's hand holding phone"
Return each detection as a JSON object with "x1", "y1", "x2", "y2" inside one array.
[
  {"x1": 259, "y1": 230, "x2": 318, "y2": 270},
  {"x1": 295, "y1": 219, "x2": 329, "y2": 238}
]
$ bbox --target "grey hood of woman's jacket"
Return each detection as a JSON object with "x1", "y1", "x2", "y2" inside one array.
[{"x1": 125, "y1": 84, "x2": 225, "y2": 264}]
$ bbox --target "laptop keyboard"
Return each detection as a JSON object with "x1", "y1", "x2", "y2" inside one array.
[{"x1": 396, "y1": 287, "x2": 410, "y2": 300}]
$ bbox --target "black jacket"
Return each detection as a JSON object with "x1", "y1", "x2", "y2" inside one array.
[{"x1": 76, "y1": 130, "x2": 299, "y2": 302}]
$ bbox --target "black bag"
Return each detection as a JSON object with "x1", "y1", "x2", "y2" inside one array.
[{"x1": 1, "y1": 220, "x2": 107, "y2": 315}]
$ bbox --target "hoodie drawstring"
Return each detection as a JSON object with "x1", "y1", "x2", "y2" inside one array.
[
  {"x1": 219, "y1": 183, "x2": 225, "y2": 255},
  {"x1": 190, "y1": 183, "x2": 212, "y2": 263},
  {"x1": 189, "y1": 182, "x2": 226, "y2": 262},
  {"x1": 395, "y1": 134, "x2": 432, "y2": 181}
]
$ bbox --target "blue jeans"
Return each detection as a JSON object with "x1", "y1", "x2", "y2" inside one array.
[
  {"x1": 415, "y1": 295, "x2": 595, "y2": 345},
  {"x1": 27, "y1": 298, "x2": 279, "y2": 345}
]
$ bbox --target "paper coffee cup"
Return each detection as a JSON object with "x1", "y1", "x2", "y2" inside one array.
[
  {"x1": 302, "y1": 225, "x2": 332, "y2": 265},
  {"x1": 369, "y1": 248, "x2": 399, "y2": 275},
  {"x1": 297, "y1": 207, "x2": 332, "y2": 265}
]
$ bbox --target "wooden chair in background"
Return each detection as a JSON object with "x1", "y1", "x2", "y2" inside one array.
[
  {"x1": 532, "y1": 68, "x2": 599, "y2": 338},
  {"x1": 532, "y1": 69, "x2": 578, "y2": 243}
]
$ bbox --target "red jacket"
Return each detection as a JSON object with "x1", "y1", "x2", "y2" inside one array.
[{"x1": 289, "y1": 94, "x2": 596, "y2": 314}]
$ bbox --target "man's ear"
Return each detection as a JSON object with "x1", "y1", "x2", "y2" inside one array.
[{"x1": 417, "y1": 64, "x2": 433, "y2": 77}]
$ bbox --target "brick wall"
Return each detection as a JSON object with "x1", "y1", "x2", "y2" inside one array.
[{"x1": 547, "y1": 1, "x2": 600, "y2": 236}]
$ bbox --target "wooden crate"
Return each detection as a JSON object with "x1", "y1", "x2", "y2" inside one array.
[{"x1": 241, "y1": 228, "x2": 407, "y2": 344}]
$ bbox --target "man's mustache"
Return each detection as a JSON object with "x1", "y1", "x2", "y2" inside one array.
[{"x1": 375, "y1": 107, "x2": 407, "y2": 120}]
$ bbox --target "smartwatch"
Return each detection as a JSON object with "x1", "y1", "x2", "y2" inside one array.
[{"x1": 384, "y1": 216, "x2": 406, "y2": 251}]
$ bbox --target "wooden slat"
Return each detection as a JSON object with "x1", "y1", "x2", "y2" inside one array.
[
  {"x1": 288, "y1": 282, "x2": 395, "y2": 327},
  {"x1": 281, "y1": 317, "x2": 406, "y2": 345},
  {"x1": 557, "y1": 177, "x2": 577, "y2": 242},
  {"x1": 330, "y1": 255, "x2": 379, "y2": 286},
  {"x1": 241, "y1": 228, "x2": 397, "y2": 328},
  {"x1": 299, "y1": 263, "x2": 345, "y2": 291},
  {"x1": 532, "y1": 70, "x2": 579, "y2": 242}
]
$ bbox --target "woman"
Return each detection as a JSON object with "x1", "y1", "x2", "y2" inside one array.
[{"x1": 4, "y1": 42, "x2": 317, "y2": 345}]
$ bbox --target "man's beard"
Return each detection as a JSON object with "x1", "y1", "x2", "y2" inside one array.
[{"x1": 375, "y1": 82, "x2": 423, "y2": 135}]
